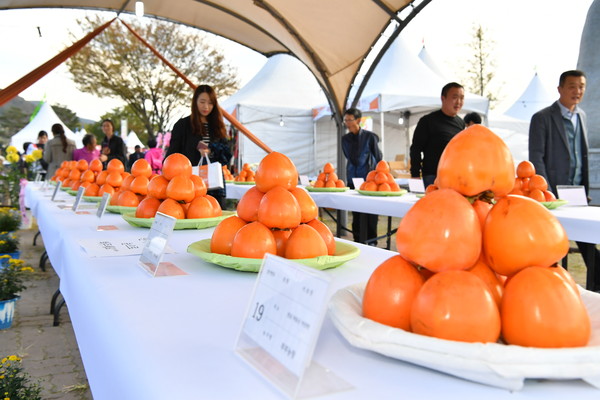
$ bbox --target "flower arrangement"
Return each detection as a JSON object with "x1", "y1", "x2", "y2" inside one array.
[
  {"x1": 0, "y1": 258, "x2": 34, "y2": 301},
  {"x1": 0, "y1": 232, "x2": 18, "y2": 254},
  {"x1": 0, "y1": 209, "x2": 20, "y2": 233},
  {"x1": 1, "y1": 146, "x2": 42, "y2": 206},
  {"x1": 0, "y1": 355, "x2": 42, "y2": 400}
]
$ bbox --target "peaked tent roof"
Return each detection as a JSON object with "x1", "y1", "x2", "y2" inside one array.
[
  {"x1": 221, "y1": 54, "x2": 325, "y2": 112},
  {"x1": 124, "y1": 130, "x2": 144, "y2": 150},
  {"x1": 503, "y1": 72, "x2": 555, "y2": 121},
  {"x1": 10, "y1": 101, "x2": 81, "y2": 150},
  {"x1": 418, "y1": 44, "x2": 448, "y2": 80}
]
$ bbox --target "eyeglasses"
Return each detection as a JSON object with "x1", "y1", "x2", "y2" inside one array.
[{"x1": 343, "y1": 118, "x2": 356, "y2": 123}]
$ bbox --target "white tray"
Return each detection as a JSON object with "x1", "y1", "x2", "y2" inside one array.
[{"x1": 328, "y1": 282, "x2": 600, "y2": 391}]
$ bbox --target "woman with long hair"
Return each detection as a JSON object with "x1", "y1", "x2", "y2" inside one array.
[
  {"x1": 166, "y1": 84, "x2": 232, "y2": 208},
  {"x1": 43, "y1": 123, "x2": 76, "y2": 178}
]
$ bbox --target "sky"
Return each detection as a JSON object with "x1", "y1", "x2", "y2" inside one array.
[{"x1": 0, "y1": 0, "x2": 595, "y2": 124}]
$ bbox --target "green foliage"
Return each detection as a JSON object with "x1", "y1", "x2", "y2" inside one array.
[
  {"x1": 0, "y1": 258, "x2": 34, "y2": 301},
  {"x1": 0, "y1": 355, "x2": 42, "y2": 400},
  {"x1": 66, "y1": 15, "x2": 239, "y2": 136},
  {"x1": 0, "y1": 208, "x2": 20, "y2": 233},
  {"x1": 0, "y1": 107, "x2": 29, "y2": 141},
  {"x1": 0, "y1": 232, "x2": 19, "y2": 253},
  {"x1": 52, "y1": 103, "x2": 80, "y2": 131}
]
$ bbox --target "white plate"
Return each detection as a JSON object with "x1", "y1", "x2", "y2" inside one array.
[{"x1": 328, "y1": 282, "x2": 600, "y2": 391}]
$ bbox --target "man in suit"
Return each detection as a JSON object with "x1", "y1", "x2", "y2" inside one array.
[{"x1": 529, "y1": 69, "x2": 599, "y2": 291}]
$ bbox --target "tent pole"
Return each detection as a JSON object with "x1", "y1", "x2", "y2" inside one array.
[{"x1": 380, "y1": 106, "x2": 385, "y2": 160}]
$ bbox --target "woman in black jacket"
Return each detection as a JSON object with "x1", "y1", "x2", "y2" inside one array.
[{"x1": 166, "y1": 84, "x2": 232, "y2": 209}]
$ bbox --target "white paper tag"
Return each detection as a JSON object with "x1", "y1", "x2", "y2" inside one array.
[
  {"x1": 79, "y1": 237, "x2": 147, "y2": 257},
  {"x1": 408, "y1": 178, "x2": 425, "y2": 193},
  {"x1": 96, "y1": 193, "x2": 111, "y2": 219},
  {"x1": 51, "y1": 180, "x2": 62, "y2": 201},
  {"x1": 351, "y1": 177, "x2": 364, "y2": 189},
  {"x1": 236, "y1": 254, "x2": 331, "y2": 378},
  {"x1": 72, "y1": 187, "x2": 86, "y2": 212},
  {"x1": 556, "y1": 185, "x2": 588, "y2": 206},
  {"x1": 138, "y1": 212, "x2": 177, "y2": 276},
  {"x1": 299, "y1": 175, "x2": 310, "y2": 186}
]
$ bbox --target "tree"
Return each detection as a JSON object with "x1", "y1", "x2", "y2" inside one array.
[
  {"x1": 0, "y1": 107, "x2": 29, "y2": 139},
  {"x1": 52, "y1": 104, "x2": 80, "y2": 131},
  {"x1": 463, "y1": 24, "x2": 500, "y2": 108},
  {"x1": 67, "y1": 15, "x2": 239, "y2": 138},
  {"x1": 86, "y1": 106, "x2": 149, "y2": 145}
]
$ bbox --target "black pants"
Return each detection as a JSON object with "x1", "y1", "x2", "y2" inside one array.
[
  {"x1": 352, "y1": 211, "x2": 378, "y2": 246},
  {"x1": 576, "y1": 241, "x2": 600, "y2": 292}
]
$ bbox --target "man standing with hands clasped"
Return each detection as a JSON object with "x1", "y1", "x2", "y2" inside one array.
[
  {"x1": 529, "y1": 69, "x2": 600, "y2": 291},
  {"x1": 410, "y1": 82, "x2": 466, "y2": 188}
]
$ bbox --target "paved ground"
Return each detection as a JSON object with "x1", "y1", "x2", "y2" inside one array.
[{"x1": 0, "y1": 222, "x2": 92, "y2": 400}]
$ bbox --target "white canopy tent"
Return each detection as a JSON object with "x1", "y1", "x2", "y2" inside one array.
[
  {"x1": 123, "y1": 130, "x2": 144, "y2": 153},
  {"x1": 418, "y1": 44, "x2": 448, "y2": 80},
  {"x1": 503, "y1": 72, "x2": 555, "y2": 121},
  {"x1": 313, "y1": 38, "x2": 490, "y2": 167},
  {"x1": 10, "y1": 101, "x2": 82, "y2": 150},
  {"x1": 221, "y1": 54, "x2": 326, "y2": 175}
]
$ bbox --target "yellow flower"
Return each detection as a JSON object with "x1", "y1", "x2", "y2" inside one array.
[
  {"x1": 31, "y1": 149, "x2": 43, "y2": 160},
  {"x1": 1, "y1": 358, "x2": 6, "y2": 364},
  {"x1": 6, "y1": 153, "x2": 19, "y2": 164},
  {"x1": 25, "y1": 155, "x2": 35, "y2": 163},
  {"x1": 7, "y1": 356, "x2": 18, "y2": 361},
  {"x1": 5, "y1": 146, "x2": 17, "y2": 154}
]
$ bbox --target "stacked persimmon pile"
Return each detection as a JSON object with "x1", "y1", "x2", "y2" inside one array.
[
  {"x1": 210, "y1": 152, "x2": 336, "y2": 259},
  {"x1": 134, "y1": 153, "x2": 222, "y2": 219},
  {"x1": 508, "y1": 160, "x2": 558, "y2": 202},
  {"x1": 312, "y1": 162, "x2": 345, "y2": 188},
  {"x1": 363, "y1": 124, "x2": 590, "y2": 348},
  {"x1": 109, "y1": 158, "x2": 154, "y2": 207},
  {"x1": 223, "y1": 165, "x2": 234, "y2": 181},
  {"x1": 234, "y1": 163, "x2": 255, "y2": 182},
  {"x1": 358, "y1": 161, "x2": 402, "y2": 192}
]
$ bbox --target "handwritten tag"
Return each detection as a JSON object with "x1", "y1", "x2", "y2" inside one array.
[
  {"x1": 51, "y1": 180, "x2": 62, "y2": 201},
  {"x1": 408, "y1": 178, "x2": 425, "y2": 193},
  {"x1": 138, "y1": 212, "x2": 177, "y2": 277},
  {"x1": 96, "y1": 193, "x2": 111, "y2": 219},
  {"x1": 79, "y1": 237, "x2": 146, "y2": 257},
  {"x1": 236, "y1": 255, "x2": 339, "y2": 397},
  {"x1": 72, "y1": 187, "x2": 86, "y2": 212},
  {"x1": 351, "y1": 178, "x2": 364, "y2": 189},
  {"x1": 556, "y1": 185, "x2": 588, "y2": 206}
]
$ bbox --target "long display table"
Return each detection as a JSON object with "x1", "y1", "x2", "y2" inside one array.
[{"x1": 24, "y1": 183, "x2": 600, "y2": 399}]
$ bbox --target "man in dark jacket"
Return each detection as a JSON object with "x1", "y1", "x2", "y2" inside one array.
[{"x1": 341, "y1": 107, "x2": 383, "y2": 245}]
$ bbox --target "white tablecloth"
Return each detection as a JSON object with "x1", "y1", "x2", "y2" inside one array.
[{"x1": 24, "y1": 183, "x2": 600, "y2": 400}]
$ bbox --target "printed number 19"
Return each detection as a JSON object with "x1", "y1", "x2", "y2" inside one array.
[{"x1": 252, "y1": 302, "x2": 265, "y2": 321}]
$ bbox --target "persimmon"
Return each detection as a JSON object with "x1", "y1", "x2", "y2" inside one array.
[
  {"x1": 236, "y1": 186, "x2": 264, "y2": 222},
  {"x1": 89, "y1": 159, "x2": 103, "y2": 172},
  {"x1": 136, "y1": 196, "x2": 161, "y2": 218},
  {"x1": 190, "y1": 175, "x2": 208, "y2": 198},
  {"x1": 284, "y1": 224, "x2": 327, "y2": 259},
  {"x1": 210, "y1": 216, "x2": 247, "y2": 255},
  {"x1": 424, "y1": 184, "x2": 438, "y2": 194},
  {"x1": 98, "y1": 184, "x2": 115, "y2": 197},
  {"x1": 472, "y1": 199, "x2": 492, "y2": 230},
  {"x1": 323, "y1": 162, "x2": 334, "y2": 173},
  {"x1": 317, "y1": 172, "x2": 326, "y2": 181},
  {"x1": 528, "y1": 188, "x2": 546, "y2": 202},
  {"x1": 335, "y1": 179, "x2": 346, "y2": 188},
  {"x1": 467, "y1": 257, "x2": 504, "y2": 307},
  {"x1": 396, "y1": 188, "x2": 481, "y2": 272},
  {"x1": 157, "y1": 198, "x2": 186, "y2": 219},
  {"x1": 84, "y1": 183, "x2": 100, "y2": 197},
  {"x1": 162, "y1": 153, "x2": 192, "y2": 181},
  {"x1": 147, "y1": 175, "x2": 169, "y2": 200},
  {"x1": 516, "y1": 160, "x2": 535, "y2": 179},
  {"x1": 130, "y1": 159, "x2": 152, "y2": 178},
  {"x1": 375, "y1": 160, "x2": 389, "y2": 173},
  {"x1": 363, "y1": 255, "x2": 424, "y2": 330},
  {"x1": 107, "y1": 159, "x2": 125, "y2": 174},
  {"x1": 96, "y1": 170, "x2": 108, "y2": 186},
  {"x1": 272, "y1": 229, "x2": 292, "y2": 257},
  {"x1": 76, "y1": 159, "x2": 89, "y2": 171},
  {"x1": 205, "y1": 195, "x2": 222, "y2": 216},
  {"x1": 378, "y1": 182, "x2": 391, "y2": 192},
  {"x1": 130, "y1": 176, "x2": 149, "y2": 196},
  {"x1": 105, "y1": 171, "x2": 123, "y2": 188},
  {"x1": 255, "y1": 151, "x2": 298, "y2": 193},
  {"x1": 258, "y1": 186, "x2": 301, "y2": 229},
  {"x1": 121, "y1": 174, "x2": 135, "y2": 191},
  {"x1": 543, "y1": 190, "x2": 557, "y2": 202},
  {"x1": 231, "y1": 221, "x2": 277, "y2": 258},
  {"x1": 68, "y1": 169, "x2": 81, "y2": 181},
  {"x1": 79, "y1": 170, "x2": 95, "y2": 183},
  {"x1": 483, "y1": 195, "x2": 569, "y2": 276},
  {"x1": 166, "y1": 175, "x2": 195, "y2": 203},
  {"x1": 528, "y1": 174, "x2": 548, "y2": 192},
  {"x1": 71, "y1": 181, "x2": 81, "y2": 191},
  {"x1": 411, "y1": 270, "x2": 501, "y2": 343},
  {"x1": 327, "y1": 172, "x2": 339, "y2": 182},
  {"x1": 325, "y1": 179, "x2": 336, "y2": 188},
  {"x1": 366, "y1": 171, "x2": 376, "y2": 182},
  {"x1": 187, "y1": 196, "x2": 214, "y2": 219},
  {"x1": 362, "y1": 181, "x2": 377, "y2": 191},
  {"x1": 314, "y1": 179, "x2": 325, "y2": 188},
  {"x1": 501, "y1": 266, "x2": 590, "y2": 348},
  {"x1": 437, "y1": 124, "x2": 515, "y2": 197},
  {"x1": 306, "y1": 218, "x2": 336, "y2": 255},
  {"x1": 374, "y1": 172, "x2": 387, "y2": 185},
  {"x1": 117, "y1": 190, "x2": 140, "y2": 207},
  {"x1": 290, "y1": 187, "x2": 318, "y2": 223}
]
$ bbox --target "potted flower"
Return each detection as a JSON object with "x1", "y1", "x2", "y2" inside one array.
[
  {"x1": 0, "y1": 355, "x2": 42, "y2": 399},
  {"x1": 0, "y1": 232, "x2": 20, "y2": 267},
  {"x1": 0, "y1": 257, "x2": 34, "y2": 330},
  {"x1": 0, "y1": 207, "x2": 21, "y2": 232}
]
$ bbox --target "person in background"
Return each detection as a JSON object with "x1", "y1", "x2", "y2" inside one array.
[
  {"x1": 26, "y1": 130, "x2": 48, "y2": 154},
  {"x1": 127, "y1": 145, "x2": 145, "y2": 171},
  {"x1": 464, "y1": 112, "x2": 482, "y2": 127},
  {"x1": 166, "y1": 84, "x2": 232, "y2": 209},
  {"x1": 410, "y1": 82, "x2": 466, "y2": 188},
  {"x1": 99, "y1": 119, "x2": 127, "y2": 168},
  {"x1": 341, "y1": 107, "x2": 383, "y2": 246},
  {"x1": 529, "y1": 69, "x2": 600, "y2": 291},
  {"x1": 73, "y1": 134, "x2": 100, "y2": 163},
  {"x1": 144, "y1": 138, "x2": 163, "y2": 175},
  {"x1": 43, "y1": 123, "x2": 76, "y2": 178}
]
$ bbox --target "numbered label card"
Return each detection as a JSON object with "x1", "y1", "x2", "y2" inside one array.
[
  {"x1": 34, "y1": 172, "x2": 42, "y2": 183},
  {"x1": 138, "y1": 212, "x2": 177, "y2": 277},
  {"x1": 72, "y1": 186, "x2": 86, "y2": 212},
  {"x1": 51, "y1": 180, "x2": 62, "y2": 201},
  {"x1": 351, "y1": 177, "x2": 364, "y2": 189},
  {"x1": 299, "y1": 175, "x2": 310, "y2": 186},
  {"x1": 96, "y1": 193, "x2": 111, "y2": 219},
  {"x1": 236, "y1": 254, "x2": 333, "y2": 398},
  {"x1": 408, "y1": 178, "x2": 425, "y2": 193},
  {"x1": 556, "y1": 185, "x2": 588, "y2": 206}
]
